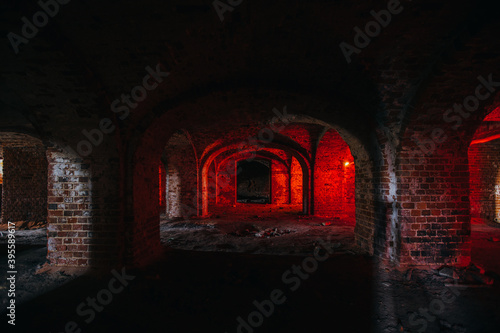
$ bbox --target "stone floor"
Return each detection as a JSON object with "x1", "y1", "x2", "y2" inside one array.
[{"x1": 160, "y1": 207, "x2": 358, "y2": 256}]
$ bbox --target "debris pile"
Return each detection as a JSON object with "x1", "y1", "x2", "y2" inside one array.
[
  {"x1": 230, "y1": 227, "x2": 295, "y2": 238},
  {"x1": 438, "y1": 263, "x2": 495, "y2": 286},
  {"x1": 254, "y1": 228, "x2": 294, "y2": 238}
]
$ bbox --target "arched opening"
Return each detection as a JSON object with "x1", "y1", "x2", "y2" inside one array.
[
  {"x1": 147, "y1": 116, "x2": 367, "y2": 257},
  {"x1": 0, "y1": 132, "x2": 104, "y2": 266},
  {"x1": 128, "y1": 92, "x2": 374, "y2": 266},
  {"x1": 200, "y1": 141, "x2": 311, "y2": 218},
  {"x1": 205, "y1": 150, "x2": 305, "y2": 217}
]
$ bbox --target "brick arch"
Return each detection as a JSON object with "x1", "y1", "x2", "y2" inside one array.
[
  {"x1": 279, "y1": 117, "x2": 382, "y2": 257},
  {"x1": 213, "y1": 150, "x2": 295, "y2": 208},
  {"x1": 216, "y1": 150, "x2": 288, "y2": 172},
  {"x1": 200, "y1": 141, "x2": 311, "y2": 216}
]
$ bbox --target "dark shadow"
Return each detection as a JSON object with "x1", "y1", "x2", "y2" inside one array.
[{"x1": 7, "y1": 249, "x2": 374, "y2": 333}]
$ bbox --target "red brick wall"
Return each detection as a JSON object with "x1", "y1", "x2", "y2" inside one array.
[
  {"x1": 344, "y1": 157, "x2": 356, "y2": 220},
  {"x1": 207, "y1": 161, "x2": 217, "y2": 206},
  {"x1": 1, "y1": 146, "x2": 47, "y2": 223},
  {"x1": 271, "y1": 159, "x2": 288, "y2": 204},
  {"x1": 216, "y1": 159, "x2": 236, "y2": 207},
  {"x1": 314, "y1": 129, "x2": 355, "y2": 219},
  {"x1": 468, "y1": 140, "x2": 500, "y2": 222},
  {"x1": 290, "y1": 157, "x2": 303, "y2": 205},
  {"x1": 281, "y1": 125, "x2": 313, "y2": 156}
]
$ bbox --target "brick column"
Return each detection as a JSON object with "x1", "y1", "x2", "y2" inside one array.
[
  {"x1": 398, "y1": 146, "x2": 471, "y2": 266},
  {"x1": 46, "y1": 147, "x2": 92, "y2": 266}
]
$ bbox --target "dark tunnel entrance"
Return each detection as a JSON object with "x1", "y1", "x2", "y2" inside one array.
[{"x1": 236, "y1": 159, "x2": 271, "y2": 204}]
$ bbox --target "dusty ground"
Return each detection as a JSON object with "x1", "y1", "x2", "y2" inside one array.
[
  {"x1": 161, "y1": 204, "x2": 358, "y2": 255},
  {"x1": 0, "y1": 212, "x2": 499, "y2": 333}
]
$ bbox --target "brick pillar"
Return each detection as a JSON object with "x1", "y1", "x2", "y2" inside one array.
[
  {"x1": 46, "y1": 147, "x2": 92, "y2": 266},
  {"x1": 164, "y1": 133, "x2": 198, "y2": 219},
  {"x1": 290, "y1": 157, "x2": 303, "y2": 205},
  {"x1": 166, "y1": 164, "x2": 181, "y2": 219},
  {"x1": 217, "y1": 159, "x2": 236, "y2": 206},
  {"x1": 208, "y1": 161, "x2": 217, "y2": 206},
  {"x1": 398, "y1": 145, "x2": 471, "y2": 266},
  {"x1": 46, "y1": 146, "x2": 120, "y2": 267},
  {"x1": 271, "y1": 159, "x2": 289, "y2": 204}
]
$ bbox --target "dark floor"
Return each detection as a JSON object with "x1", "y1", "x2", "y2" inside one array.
[{"x1": 1, "y1": 216, "x2": 499, "y2": 333}]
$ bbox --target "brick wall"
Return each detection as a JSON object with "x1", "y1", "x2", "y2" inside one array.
[
  {"x1": 398, "y1": 136, "x2": 472, "y2": 266},
  {"x1": 344, "y1": 156, "x2": 356, "y2": 221},
  {"x1": 290, "y1": 157, "x2": 303, "y2": 205},
  {"x1": 166, "y1": 163, "x2": 182, "y2": 218},
  {"x1": 313, "y1": 129, "x2": 355, "y2": 219},
  {"x1": 208, "y1": 161, "x2": 217, "y2": 206},
  {"x1": 46, "y1": 147, "x2": 93, "y2": 266},
  {"x1": 1, "y1": 146, "x2": 47, "y2": 223},
  {"x1": 46, "y1": 146, "x2": 121, "y2": 267},
  {"x1": 468, "y1": 140, "x2": 500, "y2": 222},
  {"x1": 271, "y1": 159, "x2": 288, "y2": 204},
  {"x1": 216, "y1": 159, "x2": 236, "y2": 207}
]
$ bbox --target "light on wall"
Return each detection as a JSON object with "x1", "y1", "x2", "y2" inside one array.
[{"x1": 344, "y1": 162, "x2": 350, "y2": 167}]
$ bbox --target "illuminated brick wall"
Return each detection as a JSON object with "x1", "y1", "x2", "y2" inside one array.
[
  {"x1": 271, "y1": 159, "x2": 289, "y2": 204},
  {"x1": 314, "y1": 129, "x2": 355, "y2": 219},
  {"x1": 290, "y1": 157, "x2": 303, "y2": 205}
]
